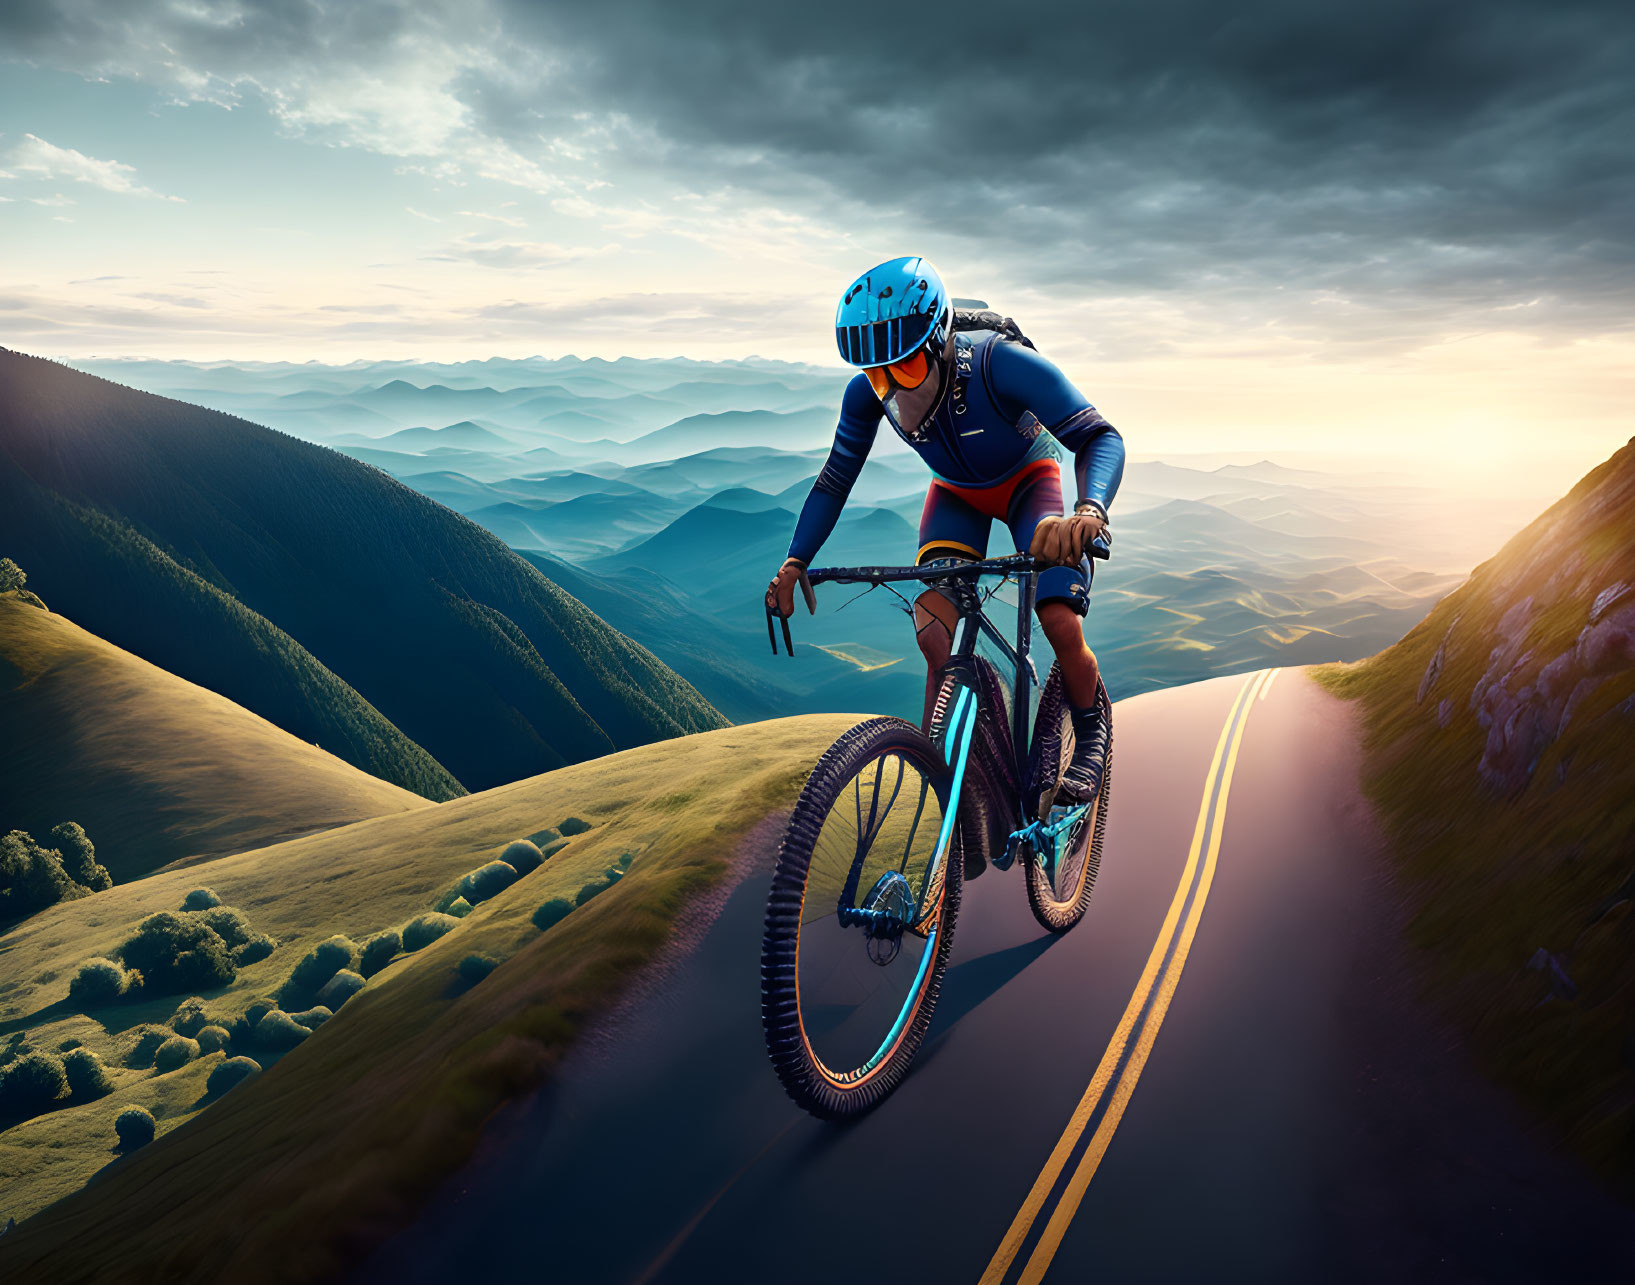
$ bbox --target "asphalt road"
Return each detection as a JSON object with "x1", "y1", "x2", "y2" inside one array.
[{"x1": 359, "y1": 668, "x2": 1635, "y2": 1284}]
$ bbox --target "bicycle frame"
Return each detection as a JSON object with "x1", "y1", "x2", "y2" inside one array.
[
  {"x1": 805, "y1": 551, "x2": 1050, "y2": 787},
  {"x1": 798, "y1": 542, "x2": 1110, "y2": 885}
]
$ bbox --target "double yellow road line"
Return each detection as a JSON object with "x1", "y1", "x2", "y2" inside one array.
[{"x1": 980, "y1": 668, "x2": 1275, "y2": 1285}]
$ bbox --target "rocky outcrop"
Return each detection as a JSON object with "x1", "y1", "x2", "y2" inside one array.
[
  {"x1": 1419, "y1": 443, "x2": 1635, "y2": 796},
  {"x1": 1465, "y1": 592, "x2": 1635, "y2": 794}
]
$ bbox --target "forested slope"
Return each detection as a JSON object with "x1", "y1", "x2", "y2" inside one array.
[{"x1": 0, "y1": 350, "x2": 724, "y2": 793}]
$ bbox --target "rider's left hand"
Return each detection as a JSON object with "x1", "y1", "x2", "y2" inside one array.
[
  {"x1": 1029, "y1": 512, "x2": 1104, "y2": 566},
  {"x1": 766, "y1": 557, "x2": 817, "y2": 617}
]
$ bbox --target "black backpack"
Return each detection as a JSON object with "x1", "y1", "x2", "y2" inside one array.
[{"x1": 952, "y1": 306, "x2": 1036, "y2": 350}]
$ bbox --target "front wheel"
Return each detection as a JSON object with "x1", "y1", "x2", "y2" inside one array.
[
  {"x1": 761, "y1": 717, "x2": 963, "y2": 1119},
  {"x1": 1022, "y1": 666, "x2": 1113, "y2": 933}
]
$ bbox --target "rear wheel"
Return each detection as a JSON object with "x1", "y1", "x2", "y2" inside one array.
[
  {"x1": 761, "y1": 717, "x2": 964, "y2": 1119},
  {"x1": 1021, "y1": 665, "x2": 1113, "y2": 933}
]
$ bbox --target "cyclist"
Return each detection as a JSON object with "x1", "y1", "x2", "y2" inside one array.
[{"x1": 765, "y1": 256, "x2": 1125, "y2": 804}]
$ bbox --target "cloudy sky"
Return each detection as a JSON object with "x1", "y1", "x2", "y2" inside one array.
[{"x1": 2, "y1": 0, "x2": 1631, "y2": 484}]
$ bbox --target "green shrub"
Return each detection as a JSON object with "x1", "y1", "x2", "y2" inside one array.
[
  {"x1": 206, "y1": 1056, "x2": 261, "y2": 1096},
  {"x1": 254, "y1": 1009, "x2": 310, "y2": 1050},
  {"x1": 458, "y1": 860, "x2": 519, "y2": 905},
  {"x1": 153, "y1": 1036, "x2": 200, "y2": 1072},
  {"x1": 125, "y1": 1026, "x2": 173, "y2": 1069},
  {"x1": 181, "y1": 888, "x2": 221, "y2": 911},
  {"x1": 195, "y1": 1025, "x2": 231, "y2": 1054},
  {"x1": 49, "y1": 822, "x2": 112, "y2": 892},
  {"x1": 119, "y1": 911, "x2": 234, "y2": 995},
  {"x1": 115, "y1": 1106, "x2": 156, "y2": 1149},
  {"x1": 193, "y1": 906, "x2": 253, "y2": 950},
  {"x1": 234, "y1": 933, "x2": 276, "y2": 966},
  {"x1": 500, "y1": 839, "x2": 545, "y2": 874},
  {"x1": 402, "y1": 913, "x2": 459, "y2": 951},
  {"x1": 288, "y1": 1006, "x2": 333, "y2": 1030},
  {"x1": 602, "y1": 867, "x2": 625, "y2": 884},
  {"x1": 315, "y1": 969, "x2": 364, "y2": 1009},
  {"x1": 244, "y1": 998, "x2": 278, "y2": 1026},
  {"x1": 227, "y1": 999, "x2": 277, "y2": 1047},
  {"x1": 68, "y1": 957, "x2": 131, "y2": 1009},
  {"x1": 63, "y1": 1048, "x2": 113, "y2": 1101},
  {"x1": 169, "y1": 997, "x2": 211, "y2": 1037},
  {"x1": 280, "y1": 935, "x2": 357, "y2": 1001},
  {"x1": 446, "y1": 896, "x2": 474, "y2": 918},
  {"x1": 0, "y1": 557, "x2": 24, "y2": 593},
  {"x1": 575, "y1": 881, "x2": 609, "y2": 908},
  {"x1": 458, "y1": 954, "x2": 497, "y2": 985},
  {"x1": 0, "y1": 829, "x2": 88, "y2": 920},
  {"x1": 0, "y1": 1051, "x2": 68, "y2": 1117},
  {"x1": 616, "y1": 852, "x2": 635, "y2": 871},
  {"x1": 531, "y1": 898, "x2": 573, "y2": 931},
  {"x1": 558, "y1": 817, "x2": 591, "y2": 836},
  {"x1": 539, "y1": 839, "x2": 569, "y2": 861},
  {"x1": 358, "y1": 929, "x2": 400, "y2": 978}
]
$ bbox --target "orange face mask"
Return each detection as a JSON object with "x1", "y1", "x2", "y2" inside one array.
[{"x1": 865, "y1": 349, "x2": 930, "y2": 400}]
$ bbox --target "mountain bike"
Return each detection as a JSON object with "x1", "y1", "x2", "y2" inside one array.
[{"x1": 760, "y1": 549, "x2": 1113, "y2": 1119}]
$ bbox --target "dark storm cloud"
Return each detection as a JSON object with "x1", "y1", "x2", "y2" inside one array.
[
  {"x1": 490, "y1": 0, "x2": 1635, "y2": 327},
  {"x1": 5, "y1": 0, "x2": 1632, "y2": 339}
]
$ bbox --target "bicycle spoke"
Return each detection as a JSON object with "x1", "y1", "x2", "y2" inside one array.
[{"x1": 794, "y1": 747, "x2": 949, "y2": 1081}]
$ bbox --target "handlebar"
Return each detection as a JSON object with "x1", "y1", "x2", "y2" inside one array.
[
  {"x1": 807, "y1": 552, "x2": 1039, "y2": 587},
  {"x1": 766, "y1": 530, "x2": 1111, "y2": 656}
]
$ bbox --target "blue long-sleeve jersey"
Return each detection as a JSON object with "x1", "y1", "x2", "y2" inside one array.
[{"x1": 787, "y1": 330, "x2": 1125, "y2": 564}]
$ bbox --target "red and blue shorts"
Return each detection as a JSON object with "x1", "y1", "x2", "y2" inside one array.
[{"x1": 916, "y1": 457, "x2": 1091, "y2": 616}]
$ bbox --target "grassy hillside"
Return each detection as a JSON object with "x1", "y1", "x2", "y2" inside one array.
[
  {"x1": 0, "y1": 349, "x2": 725, "y2": 794},
  {"x1": 1318, "y1": 437, "x2": 1635, "y2": 1185},
  {"x1": 0, "y1": 594, "x2": 431, "y2": 880},
  {"x1": 0, "y1": 714, "x2": 856, "y2": 1281},
  {"x1": 0, "y1": 486, "x2": 463, "y2": 804}
]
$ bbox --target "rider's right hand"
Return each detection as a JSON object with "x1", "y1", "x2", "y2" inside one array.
[{"x1": 766, "y1": 557, "x2": 816, "y2": 618}]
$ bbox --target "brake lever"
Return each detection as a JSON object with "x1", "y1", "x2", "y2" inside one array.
[
  {"x1": 781, "y1": 613, "x2": 794, "y2": 657},
  {"x1": 766, "y1": 606, "x2": 778, "y2": 655}
]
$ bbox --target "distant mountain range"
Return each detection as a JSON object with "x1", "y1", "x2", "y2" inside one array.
[
  {"x1": 0, "y1": 350, "x2": 724, "y2": 794},
  {"x1": 60, "y1": 352, "x2": 1532, "y2": 722}
]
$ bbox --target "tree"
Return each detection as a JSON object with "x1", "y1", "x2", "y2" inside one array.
[
  {"x1": 279, "y1": 935, "x2": 357, "y2": 1004},
  {"x1": 500, "y1": 839, "x2": 545, "y2": 874},
  {"x1": 115, "y1": 1106, "x2": 155, "y2": 1149},
  {"x1": 401, "y1": 913, "x2": 459, "y2": 951},
  {"x1": 0, "y1": 1051, "x2": 68, "y2": 1117},
  {"x1": 62, "y1": 1048, "x2": 113, "y2": 1101},
  {"x1": 119, "y1": 912, "x2": 235, "y2": 995},
  {"x1": 206, "y1": 1056, "x2": 261, "y2": 1096},
  {"x1": 358, "y1": 929, "x2": 401, "y2": 978},
  {"x1": 68, "y1": 957, "x2": 131, "y2": 1009},
  {"x1": 0, "y1": 558, "x2": 24, "y2": 593},
  {"x1": 49, "y1": 823, "x2": 112, "y2": 892},
  {"x1": 0, "y1": 830, "x2": 87, "y2": 920}
]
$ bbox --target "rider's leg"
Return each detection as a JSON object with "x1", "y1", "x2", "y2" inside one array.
[
  {"x1": 1037, "y1": 585, "x2": 1109, "y2": 802},
  {"x1": 1037, "y1": 600, "x2": 1101, "y2": 708},
  {"x1": 915, "y1": 481, "x2": 992, "y2": 730},
  {"x1": 1009, "y1": 466, "x2": 1109, "y2": 802},
  {"x1": 914, "y1": 590, "x2": 958, "y2": 730}
]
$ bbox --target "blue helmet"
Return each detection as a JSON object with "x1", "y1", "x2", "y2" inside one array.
[{"x1": 834, "y1": 256, "x2": 951, "y2": 368}]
